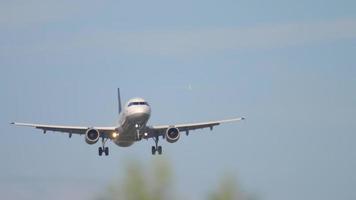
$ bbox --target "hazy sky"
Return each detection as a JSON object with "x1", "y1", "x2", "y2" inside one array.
[{"x1": 1, "y1": 0, "x2": 355, "y2": 200}]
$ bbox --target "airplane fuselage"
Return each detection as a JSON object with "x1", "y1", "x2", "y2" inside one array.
[{"x1": 114, "y1": 98, "x2": 151, "y2": 147}]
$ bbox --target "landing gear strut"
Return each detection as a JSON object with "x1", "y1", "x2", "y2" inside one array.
[
  {"x1": 98, "y1": 137, "x2": 109, "y2": 156},
  {"x1": 136, "y1": 127, "x2": 141, "y2": 141},
  {"x1": 152, "y1": 136, "x2": 162, "y2": 155},
  {"x1": 135, "y1": 124, "x2": 145, "y2": 141}
]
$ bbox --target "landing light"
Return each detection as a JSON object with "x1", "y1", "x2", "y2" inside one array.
[{"x1": 112, "y1": 132, "x2": 118, "y2": 138}]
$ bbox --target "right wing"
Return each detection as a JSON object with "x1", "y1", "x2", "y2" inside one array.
[{"x1": 11, "y1": 122, "x2": 116, "y2": 136}]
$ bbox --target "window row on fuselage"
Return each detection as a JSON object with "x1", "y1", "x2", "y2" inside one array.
[{"x1": 128, "y1": 102, "x2": 149, "y2": 107}]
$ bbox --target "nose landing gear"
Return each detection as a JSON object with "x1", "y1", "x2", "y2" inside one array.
[{"x1": 134, "y1": 123, "x2": 146, "y2": 141}]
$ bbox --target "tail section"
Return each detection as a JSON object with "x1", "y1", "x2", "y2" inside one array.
[{"x1": 118, "y1": 88, "x2": 122, "y2": 114}]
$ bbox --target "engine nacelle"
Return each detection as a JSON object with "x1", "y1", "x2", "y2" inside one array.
[
  {"x1": 85, "y1": 128, "x2": 100, "y2": 144},
  {"x1": 165, "y1": 127, "x2": 180, "y2": 143}
]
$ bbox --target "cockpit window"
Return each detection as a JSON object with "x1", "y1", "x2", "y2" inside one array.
[{"x1": 128, "y1": 102, "x2": 149, "y2": 107}]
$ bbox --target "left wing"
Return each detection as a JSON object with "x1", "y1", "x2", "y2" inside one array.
[
  {"x1": 11, "y1": 122, "x2": 116, "y2": 136},
  {"x1": 145, "y1": 117, "x2": 245, "y2": 137}
]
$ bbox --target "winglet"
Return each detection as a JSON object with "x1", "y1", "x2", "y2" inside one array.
[{"x1": 118, "y1": 88, "x2": 122, "y2": 114}]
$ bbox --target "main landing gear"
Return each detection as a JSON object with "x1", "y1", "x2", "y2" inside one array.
[
  {"x1": 99, "y1": 137, "x2": 109, "y2": 156},
  {"x1": 152, "y1": 136, "x2": 162, "y2": 155}
]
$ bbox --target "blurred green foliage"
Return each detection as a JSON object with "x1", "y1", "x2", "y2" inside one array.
[
  {"x1": 208, "y1": 174, "x2": 244, "y2": 200},
  {"x1": 97, "y1": 158, "x2": 252, "y2": 200}
]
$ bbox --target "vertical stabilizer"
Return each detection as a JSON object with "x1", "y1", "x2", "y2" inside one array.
[{"x1": 118, "y1": 88, "x2": 122, "y2": 114}]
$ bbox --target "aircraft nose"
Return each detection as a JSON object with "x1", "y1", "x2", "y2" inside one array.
[
  {"x1": 136, "y1": 105, "x2": 151, "y2": 115},
  {"x1": 143, "y1": 106, "x2": 151, "y2": 115},
  {"x1": 127, "y1": 105, "x2": 151, "y2": 124}
]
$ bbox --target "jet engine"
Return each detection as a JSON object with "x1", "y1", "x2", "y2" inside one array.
[
  {"x1": 85, "y1": 128, "x2": 100, "y2": 144},
  {"x1": 165, "y1": 127, "x2": 180, "y2": 143}
]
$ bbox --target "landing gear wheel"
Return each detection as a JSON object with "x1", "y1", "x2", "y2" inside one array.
[
  {"x1": 98, "y1": 147, "x2": 103, "y2": 156},
  {"x1": 99, "y1": 137, "x2": 109, "y2": 156},
  {"x1": 104, "y1": 147, "x2": 109, "y2": 156},
  {"x1": 152, "y1": 146, "x2": 156, "y2": 155},
  {"x1": 157, "y1": 146, "x2": 162, "y2": 155},
  {"x1": 151, "y1": 136, "x2": 163, "y2": 155}
]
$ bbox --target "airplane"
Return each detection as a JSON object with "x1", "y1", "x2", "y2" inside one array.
[{"x1": 11, "y1": 89, "x2": 245, "y2": 156}]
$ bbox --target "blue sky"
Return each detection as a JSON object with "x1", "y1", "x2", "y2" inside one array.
[{"x1": 1, "y1": 0, "x2": 356, "y2": 200}]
